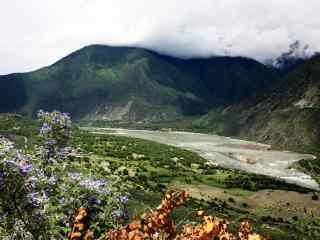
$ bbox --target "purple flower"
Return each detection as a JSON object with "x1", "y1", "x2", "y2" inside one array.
[
  {"x1": 111, "y1": 209, "x2": 122, "y2": 220},
  {"x1": 44, "y1": 139, "x2": 57, "y2": 146},
  {"x1": 47, "y1": 176, "x2": 57, "y2": 185},
  {"x1": 119, "y1": 195, "x2": 129, "y2": 203},
  {"x1": 40, "y1": 122, "x2": 52, "y2": 134},
  {"x1": 68, "y1": 172, "x2": 82, "y2": 180},
  {"x1": 20, "y1": 164, "x2": 33, "y2": 174},
  {"x1": 29, "y1": 191, "x2": 48, "y2": 207},
  {"x1": 15, "y1": 151, "x2": 32, "y2": 164},
  {"x1": 62, "y1": 112, "x2": 71, "y2": 119},
  {"x1": 42, "y1": 188, "x2": 51, "y2": 199},
  {"x1": 78, "y1": 178, "x2": 110, "y2": 194},
  {"x1": 35, "y1": 169, "x2": 45, "y2": 179},
  {"x1": 29, "y1": 192, "x2": 41, "y2": 207},
  {"x1": 58, "y1": 197, "x2": 65, "y2": 204},
  {"x1": 88, "y1": 196, "x2": 102, "y2": 205},
  {"x1": 123, "y1": 207, "x2": 129, "y2": 221},
  {"x1": 37, "y1": 109, "x2": 44, "y2": 118}
]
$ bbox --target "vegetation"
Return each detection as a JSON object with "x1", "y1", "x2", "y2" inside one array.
[
  {"x1": 81, "y1": 55, "x2": 320, "y2": 154},
  {"x1": 294, "y1": 157, "x2": 320, "y2": 184},
  {"x1": 102, "y1": 191, "x2": 264, "y2": 240},
  {"x1": 79, "y1": 55, "x2": 320, "y2": 188},
  {"x1": 0, "y1": 112, "x2": 129, "y2": 239},
  {"x1": 1, "y1": 113, "x2": 320, "y2": 239},
  {"x1": 1, "y1": 45, "x2": 320, "y2": 191},
  {"x1": 0, "y1": 45, "x2": 279, "y2": 121}
]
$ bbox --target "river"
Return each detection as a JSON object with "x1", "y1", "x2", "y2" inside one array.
[{"x1": 82, "y1": 127, "x2": 319, "y2": 191}]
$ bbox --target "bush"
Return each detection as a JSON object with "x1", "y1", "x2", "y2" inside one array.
[{"x1": 0, "y1": 110, "x2": 130, "y2": 239}]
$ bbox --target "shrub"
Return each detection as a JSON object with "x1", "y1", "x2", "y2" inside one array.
[
  {"x1": 1, "y1": 110, "x2": 130, "y2": 239},
  {"x1": 68, "y1": 191, "x2": 266, "y2": 240}
]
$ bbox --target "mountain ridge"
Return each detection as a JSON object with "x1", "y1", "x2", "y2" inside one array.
[
  {"x1": 0, "y1": 44, "x2": 279, "y2": 121},
  {"x1": 195, "y1": 55, "x2": 320, "y2": 149}
]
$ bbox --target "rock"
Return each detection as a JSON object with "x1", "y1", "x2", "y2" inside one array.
[{"x1": 233, "y1": 154, "x2": 258, "y2": 164}]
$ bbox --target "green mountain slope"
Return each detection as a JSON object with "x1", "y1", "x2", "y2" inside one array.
[{"x1": 0, "y1": 45, "x2": 279, "y2": 121}]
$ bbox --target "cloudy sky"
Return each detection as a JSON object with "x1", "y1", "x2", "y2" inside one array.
[{"x1": 0, "y1": 0, "x2": 319, "y2": 74}]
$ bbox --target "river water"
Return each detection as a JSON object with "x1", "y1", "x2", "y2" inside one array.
[{"x1": 83, "y1": 127, "x2": 319, "y2": 191}]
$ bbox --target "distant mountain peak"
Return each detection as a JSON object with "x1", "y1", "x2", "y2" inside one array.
[{"x1": 269, "y1": 40, "x2": 315, "y2": 71}]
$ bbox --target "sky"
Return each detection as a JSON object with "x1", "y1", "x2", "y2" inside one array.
[{"x1": 0, "y1": 0, "x2": 319, "y2": 74}]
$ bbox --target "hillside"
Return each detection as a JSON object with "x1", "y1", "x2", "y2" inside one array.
[
  {"x1": 106, "y1": 55, "x2": 320, "y2": 151},
  {"x1": 0, "y1": 45, "x2": 279, "y2": 121},
  {"x1": 195, "y1": 55, "x2": 320, "y2": 150},
  {"x1": 2, "y1": 44, "x2": 319, "y2": 149}
]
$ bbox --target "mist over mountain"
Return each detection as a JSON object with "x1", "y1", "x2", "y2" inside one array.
[
  {"x1": 1, "y1": 0, "x2": 320, "y2": 74},
  {"x1": 266, "y1": 41, "x2": 317, "y2": 72}
]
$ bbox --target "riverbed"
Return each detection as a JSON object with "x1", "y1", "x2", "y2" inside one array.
[{"x1": 82, "y1": 127, "x2": 319, "y2": 191}]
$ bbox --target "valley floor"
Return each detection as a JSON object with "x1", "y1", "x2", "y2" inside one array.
[
  {"x1": 76, "y1": 127, "x2": 320, "y2": 239},
  {"x1": 82, "y1": 127, "x2": 319, "y2": 191}
]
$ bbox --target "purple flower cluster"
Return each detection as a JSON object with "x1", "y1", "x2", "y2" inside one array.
[
  {"x1": 66, "y1": 171, "x2": 131, "y2": 223},
  {"x1": 79, "y1": 178, "x2": 111, "y2": 195},
  {"x1": 29, "y1": 191, "x2": 48, "y2": 207},
  {"x1": 39, "y1": 122, "x2": 52, "y2": 135},
  {"x1": 37, "y1": 110, "x2": 71, "y2": 134},
  {"x1": 1, "y1": 110, "x2": 131, "y2": 235},
  {"x1": 20, "y1": 164, "x2": 33, "y2": 174},
  {"x1": 68, "y1": 171, "x2": 82, "y2": 180},
  {"x1": 68, "y1": 171, "x2": 111, "y2": 194},
  {"x1": 1, "y1": 145, "x2": 34, "y2": 176},
  {"x1": 0, "y1": 137, "x2": 48, "y2": 236},
  {"x1": 37, "y1": 110, "x2": 72, "y2": 163}
]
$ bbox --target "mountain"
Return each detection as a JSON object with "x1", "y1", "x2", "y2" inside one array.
[
  {"x1": 0, "y1": 45, "x2": 279, "y2": 121},
  {"x1": 198, "y1": 55, "x2": 320, "y2": 149},
  {"x1": 268, "y1": 41, "x2": 315, "y2": 72}
]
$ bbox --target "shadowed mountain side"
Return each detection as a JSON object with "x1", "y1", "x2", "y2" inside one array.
[
  {"x1": 198, "y1": 55, "x2": 320, "y2": 149},
  {"x1": 0, "y1": 73, "x2": 27, "y2": 112}
]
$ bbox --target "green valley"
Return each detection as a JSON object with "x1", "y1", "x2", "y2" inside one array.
[{"x1": 1, "y1": 114, "x2": 320, "y2": 239}]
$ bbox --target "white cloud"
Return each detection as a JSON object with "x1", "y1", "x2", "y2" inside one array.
[{"x1": 0, "y1": 0, "x2": 319, "y2": 74}]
